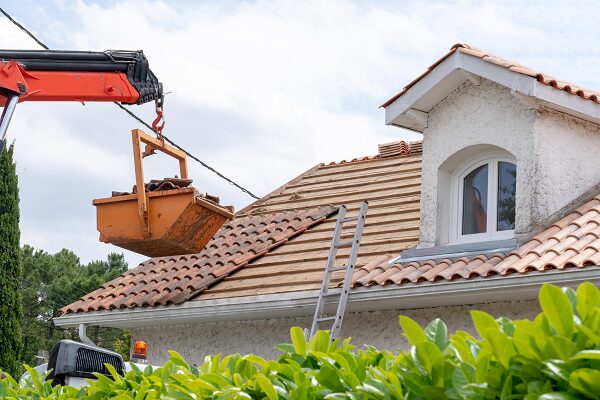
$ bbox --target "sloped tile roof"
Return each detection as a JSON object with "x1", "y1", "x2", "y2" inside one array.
[
  {"x1": 60, "y1": 207, "x2": 336, "y2": 314},
  {"x1": 61, "y1": 129, "x2": 600, "y2": 315},
  {"x1": 196, "y1": 143, "x2": 423, "y2": 300},
  {"x1": 382, "y1": 43, "x2": 600, "y2": 108},
  {"x1": 352, "y1": 195, "x2": 600, "y2": 287}
]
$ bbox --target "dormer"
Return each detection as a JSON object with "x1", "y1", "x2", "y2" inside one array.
[{"x1": 383, "y1": 44, "x2": 600, "y2": 248}]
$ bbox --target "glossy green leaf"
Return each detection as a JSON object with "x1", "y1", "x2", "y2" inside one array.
[
  {"x1": 290, "y1": 327, "x2": 307, "y2": 356},
  {"x1": 399, "y1": 316, "x2": 428, "y2": 345},
  {"x1": 564, "y1": 287, "x2": 577, "y2": 311},
  {"x1": 276, "y1": 343, "x2": 295, "y2": 354},
  {"x1": 497, "y1": 317, "x2": 516, "y2": 337},
  {"x1": 471, "y1": 310, "x2": 499, "y2": 340},
  {"x1": 572, "y1": 349, "x2": 600, "y2": 361},
  {"x1": 569, "y1": 368, "x2": 600, "y2": 399},
  {"x1": 315, "y1": 363, "x2": 347, "y2": 392},
  {"x1": 544, "y1": 336, "x2": 577, "y2": 361},
  {"x1": 499, "y1": 373, "x2": 512, "y2": 400},
  {"x1": 451, "y1": 363, "x2": 475, "y2": 397},
  {"x1": 487, "y1": 329, "x2": 515, "y2": 368},
  {"x1": 577, "y1": 282, "x2": 600, "y2": 322},
  {"x1": 425, "y1": 318, "x2": 449, "y2": 350},
  {"x1": 538, "y1": 393, "x2": 580, "y2": 400},
  {"x1": 413, "y1": 341, "x2": 443, "y2": 376},
  {"x1": 540, "y1": 283, "x2": 574, "y2": 338},
  {"x1": 312, "y1": 330, "x2": 330, "y2": 353},
  {"x1": 449, "y1": 334, "x2": 475, "y2": 365},
  {"x1": 542, "y1": 360, "x2": 572, "y2": 382},
  {"x1": 513, "y1": 319, "x2": 547, "y2": 359},
  {"x1": 255, "y1": 373, "x2": 278, "y2": 400}
]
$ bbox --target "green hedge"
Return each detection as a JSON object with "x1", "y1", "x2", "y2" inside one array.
[{"x1": 2, "y1": 282, "x2": 600, "y2": 399}]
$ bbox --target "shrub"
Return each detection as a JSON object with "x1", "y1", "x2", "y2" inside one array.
[{"x1": 2, "y1": 282, "x2": 600, "y2": 399}]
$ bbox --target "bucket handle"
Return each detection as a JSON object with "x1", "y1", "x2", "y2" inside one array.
[{"x1": 131, "y1": 129, "x2": 189, "y2": 238}]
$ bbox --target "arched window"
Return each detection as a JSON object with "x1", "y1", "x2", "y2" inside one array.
[{"x1": 453, "y1": 156, "x2": 516, "y2": 243}]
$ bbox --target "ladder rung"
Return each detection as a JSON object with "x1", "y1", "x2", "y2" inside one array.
[
  {"x1": 310, "y1": 201, "x2": 368, "y2": 341},
  {"x1": 317, "y1": 316, "x2": 337, "y2": 322}
]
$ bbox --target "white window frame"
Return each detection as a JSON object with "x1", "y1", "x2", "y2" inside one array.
[{"x1": 451, "y1": 153, "x2": 516, "y2": 244}]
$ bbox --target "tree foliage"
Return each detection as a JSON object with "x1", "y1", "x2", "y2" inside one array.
[
  {"x1": 2, "y1": 282, "x2": 600, "y2": 399},
  {"x1": 21, "y1": 246, "x2": 130, "y2": 366},
  {"x1": 0, "y1": 144, "x2": 23, "y2": 377}
]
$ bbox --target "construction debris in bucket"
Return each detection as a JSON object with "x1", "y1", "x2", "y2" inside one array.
[{"x1": 111, "y1": 177, "x2": 221, "y2": 204}]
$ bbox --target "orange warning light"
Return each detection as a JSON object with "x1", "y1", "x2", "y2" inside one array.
[{"x1": 132, "y1": 340, "x2": 148, "y2": 359}]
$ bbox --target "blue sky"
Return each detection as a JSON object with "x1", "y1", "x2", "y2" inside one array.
[{"x1": 2, "y1": 0, "x2": 600, "y2": 267}]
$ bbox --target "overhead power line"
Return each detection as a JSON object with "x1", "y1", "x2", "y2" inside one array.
[
  {"x1": 0, "y1": 7, "x2": 49, "y2": 49},
  {"x1": 115, "y1": 103, "x2": 259, "y2": 199},
  {"x1": 0, "y1": 7, "x2": 260, "y2": 200}
]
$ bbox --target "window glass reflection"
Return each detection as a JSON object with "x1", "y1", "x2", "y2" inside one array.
[
  {"x1": 497, "y1": 161, "x2": 516, "y2": 231},
  {"x1": 462, "y1": 164, "x2": 488, "y2": 235}
]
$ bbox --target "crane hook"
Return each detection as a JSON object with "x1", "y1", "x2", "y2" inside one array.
[{"x1": 151, "y1": 95, "x2": 165, "y2": 139}]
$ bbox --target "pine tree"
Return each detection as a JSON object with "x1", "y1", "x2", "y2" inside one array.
[{"x1": 0, "y1": 143, "x2": 23, "y2": 376}]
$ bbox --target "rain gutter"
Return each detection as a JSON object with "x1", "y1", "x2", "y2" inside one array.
[{"x1": 53, "y1": 268, "x2": 600, "y2": 329}]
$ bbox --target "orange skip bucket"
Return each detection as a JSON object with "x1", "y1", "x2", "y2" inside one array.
[{"x1": 93, "y1": 129, "x2": 234, "y2": 257}]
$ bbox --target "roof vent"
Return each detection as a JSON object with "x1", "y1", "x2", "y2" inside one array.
[{"x1": 377, "y1": 140, "x2": 422, "y2": 158}]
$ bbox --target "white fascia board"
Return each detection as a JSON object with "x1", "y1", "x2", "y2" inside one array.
[
  {"x1": 385, "y1": 51, "x2": 600, "y2": 130},
  {"x1": 385, "y1": 52, "x2": 460, "y2": 126},
  {"x1": 54, "y1": 268, "x2": 600, "y2": 329},
  {"x1": 457, "y1": 52, "x2": 536, "y2": 96},
  {"x1": 459, "y1": 54, "x2": 600, "y2": 123},
  {"x1": 529, "y1": 82, "x2": 600, "y2": 123}
]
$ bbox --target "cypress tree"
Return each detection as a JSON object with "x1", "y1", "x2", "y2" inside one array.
[{"x1": 0, "y1": 143, "x2": 23, "y2": 376}]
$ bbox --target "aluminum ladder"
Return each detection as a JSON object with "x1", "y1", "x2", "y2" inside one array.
[{"x1": 309, "y1": 201, "x2": 368, "y2": 341}]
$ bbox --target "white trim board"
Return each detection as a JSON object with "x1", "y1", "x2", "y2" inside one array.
[{"x1": 54, "y1": 268, "x2": 600, "y2": 329}]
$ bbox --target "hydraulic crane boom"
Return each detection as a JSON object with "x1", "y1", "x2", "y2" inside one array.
[
  {"x1": 0, "y1": 48, "x2": 234, "y2": 258},
  {"x1": 0, "y1": 49, "x2": 163, "y2": 152}
]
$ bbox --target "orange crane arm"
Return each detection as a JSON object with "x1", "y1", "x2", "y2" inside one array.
[
  {"x1": 0, "y1": 61, "x2": 140, "y2": 104},
  {"x1": 0, "y1": 49, "x2": 163, "y2": 151}
]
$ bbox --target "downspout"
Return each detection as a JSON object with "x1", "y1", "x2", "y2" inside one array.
[{"x1": 78, "y1": 323, "x2": 96, "y2": 347}]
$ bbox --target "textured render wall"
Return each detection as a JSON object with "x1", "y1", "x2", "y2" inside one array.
[
  {"x1": 419, "y1": 79, "x2": 537, "y2": 245},
  {"x1": 134, "y1": 300, "x2": 539, "y2": 365},
  {"x1": 532, "y1": 107, "x2": 600, "y2": 225}
]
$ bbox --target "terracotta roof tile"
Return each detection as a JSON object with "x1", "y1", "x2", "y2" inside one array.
[
  {"x1": 62, "y1": 129, "x2": 600, "y2": 314},
  {"x1": 326, "y1": 140, "x2": 422, "y2": 165},
  {"x1": 199, "y1": 147, "x2": 423, "y2": 299},
  {"x1": 351, "y1": 193, "x2": 600, "y2": 287},
  {"x1": 382, "y1": 43, "x2": 600, "y2": 108},
  {"x1": 60, "y1": 206, "x2": 336, "y2": 314}
]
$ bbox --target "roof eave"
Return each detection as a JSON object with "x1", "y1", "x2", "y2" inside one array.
[
  {"x1": 384, "y1": 51, "x2": 600, "y2": 132},
  {"x1": 53, "y1": 267, "x2": 600, "y2": 329}
]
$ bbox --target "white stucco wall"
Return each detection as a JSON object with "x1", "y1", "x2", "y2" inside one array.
[
  {"x1": 419, "y1": 79, "x2": 600, "y2": 246},
  {"x1": 419, "y1": 79, "x2": 536, "y2": 245},
  {"x1": 532, "y1": 107, "x2": 600, "y2": 225},
  {"x1": 134, "y1": 300, "x2": 539, "y2": 365}
]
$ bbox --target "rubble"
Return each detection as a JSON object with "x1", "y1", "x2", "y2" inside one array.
[{"x1": 111, "y1": 177, "x2": 220, "y2": 204}]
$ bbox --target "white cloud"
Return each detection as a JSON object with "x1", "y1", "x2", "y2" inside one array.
[
  {"x1": 0, "y1": 18, "x2": 40, "y2": 49},
  {"x1": 3, "y1": 0, "x2": 600, "y2": 266},
  {"x1": 12, "y1": 105, "x2": 130, "y2": 179}
]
